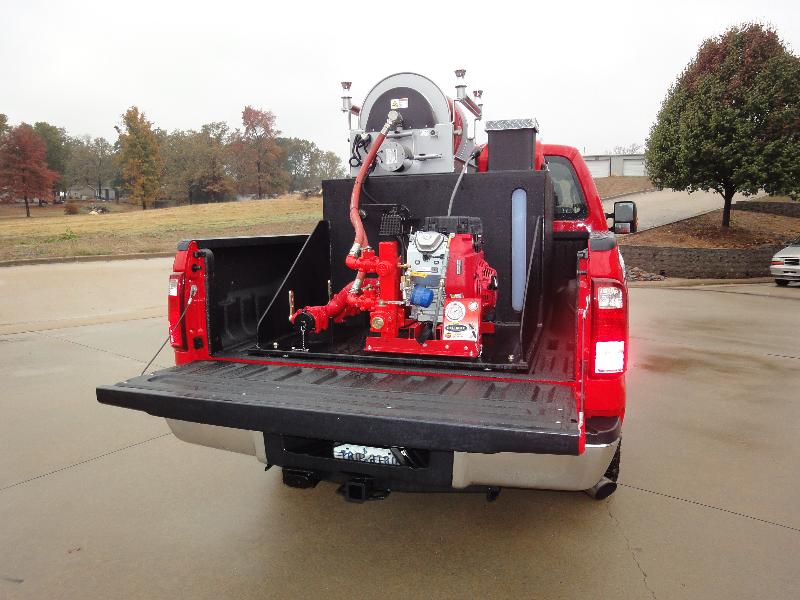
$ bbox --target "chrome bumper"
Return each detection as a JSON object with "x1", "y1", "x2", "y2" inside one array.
[
  {"x1": 771, "y1": 266, "x2": 800, "y2": 280},
  {"x1": 166, "y1": 419, "x2": 619, "y2": 492},
  {"x1": 451, "y1": 441, "x2": 619, "y2": 491},
  {"x1": 166, "y1": 419, "x2": 268, "y2": 463}
]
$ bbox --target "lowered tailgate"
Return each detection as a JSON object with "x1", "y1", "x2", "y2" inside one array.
[{"x1": 97, "y1": 361, "x2": 581, "y2": 455}]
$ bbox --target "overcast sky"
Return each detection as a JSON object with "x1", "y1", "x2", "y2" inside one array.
[{"x1": 2, "y1": 0, "x2": 798, "y2": 159}]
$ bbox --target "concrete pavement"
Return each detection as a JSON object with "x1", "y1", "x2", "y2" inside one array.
[
  {"x1": 0, "y1": 258, "x2": 171, "y2": 335},
  {"x1": 602, "y1": 188, "x2": 763, "y2": 231},
  {"x1": 1, "y1": 259, "x2": 799, "y2": 599}
]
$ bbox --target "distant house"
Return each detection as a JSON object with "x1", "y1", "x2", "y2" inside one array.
[
  {"x1": 67, "y1": 186, "x2": 117, "y2": 201},
  {"x1": 582, "y1": 154, "x2": 647, "y2": 178}
]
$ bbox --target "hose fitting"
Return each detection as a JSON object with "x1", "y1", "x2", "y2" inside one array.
[
  {"x1": 348, "y1": 242, "x2": 362, "y2": 257},
  {"x1": 380, "y1": 110, "x2": 400, "y2": 135}
]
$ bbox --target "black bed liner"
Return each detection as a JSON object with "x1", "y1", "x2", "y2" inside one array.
[{"x1": 97, "y1": 360, "x2": 581, "y2": 455}]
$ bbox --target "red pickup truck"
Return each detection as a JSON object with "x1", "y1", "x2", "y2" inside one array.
[{"x1": 97, "y1": 73, "x2": 636, "y2": 502}]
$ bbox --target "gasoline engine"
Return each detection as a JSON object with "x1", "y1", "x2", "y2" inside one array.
[{"x1": 290, "y1": 71, "x2": 502, "y2": 359}]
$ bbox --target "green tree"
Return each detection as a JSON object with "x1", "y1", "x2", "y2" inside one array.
[
  {"x1": 161, "y1": 129, "x2": 202, "y2": 204},
  {"x1": 33, "y1": 121, "x2": 70, "y2": 199},
  {"x1": 0, "y1": 114, "x2": 9, "y2": 140},
  {"x1": 116, "y1": 107, "x2": 163, "y2": 209},
  {"x1": 278, "y1": 137, "x2": 346, "y2": 191},
  {"x1": 65, "y1": 136, "x2": 116, "y2": 199},
  {"x1": 316, "y1": 150, "x2": 347, "y2": 182},
  {"x1": 646, "y1": 24, "x2": 800, "y2": 227},
  {"x1": 161, "y1": 125, "x2": 238, "y2": 205},
  {"x1": 277, "y1": 137, "x2": 317, "y2": 191},
  {"x1": 196, "y1": 122, "x2": 236, "y2": 203}
]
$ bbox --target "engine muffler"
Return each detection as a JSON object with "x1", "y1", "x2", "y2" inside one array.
[
  {"x1": 584, "y1": 476, "x2": 618, "y2": 500},
  {"x1": 282, "y1": 468, "x2": 320, "y2": 489}
]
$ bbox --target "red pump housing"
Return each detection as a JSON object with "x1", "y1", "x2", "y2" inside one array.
[
  {"x1": 444, "y1": 234, "x2": 497, "y2": 321},
  {"x1": 292, "y1": 231, "x2": 498, "y2": 359}
]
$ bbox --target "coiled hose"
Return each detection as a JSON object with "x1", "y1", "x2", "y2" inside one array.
[{"x1": 348, "y1": 111, "x2": 399, "y2": 292}]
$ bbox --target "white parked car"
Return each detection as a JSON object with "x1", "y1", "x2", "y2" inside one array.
[{"x1": 771, "y1": 238, "x2": 800, "y2": 286}]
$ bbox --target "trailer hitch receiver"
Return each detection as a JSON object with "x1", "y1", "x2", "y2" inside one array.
[{"x1": 337, "y1": 477, "x2": 390, "y2": 503}]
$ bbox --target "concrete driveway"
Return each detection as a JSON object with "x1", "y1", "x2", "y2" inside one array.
[
  {"x1": 1, "y1": 259, "x2": 799, "y2": 599},
  {"x1": 602, "y1": 189, "x2": 762, "y2": 231}
]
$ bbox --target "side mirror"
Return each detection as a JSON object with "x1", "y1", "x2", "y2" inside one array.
[{"x1": 610, "y1": 200, "x2": 637, "y2": 234}]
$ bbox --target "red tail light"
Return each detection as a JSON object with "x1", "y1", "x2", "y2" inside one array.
[
  {"x1": 168, "y1": 273, "x2": 187, "y2": 349},
  {"x1": 590, "y1": 279, "x2": 628, "y2": 376}
]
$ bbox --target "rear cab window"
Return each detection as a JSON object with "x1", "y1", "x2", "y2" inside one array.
[{"x1": 546, "y1": 155, "x2": 588, "y2": 220}]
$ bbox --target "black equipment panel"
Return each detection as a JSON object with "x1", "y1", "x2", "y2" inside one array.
[{"x1": 322, "y1": 170, "x2": 554, "y2": 324}]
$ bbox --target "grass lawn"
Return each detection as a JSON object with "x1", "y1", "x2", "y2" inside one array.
[
  {"x1": 619, "y1": 209, "x2": 800, "y2": 249},
  {"x1": 593, "y1": 176, "x2": 654, "y2": 199},
  {"x1": 0, "y1": 195, "x2": 321, "y2": 262},
  {"x1": 0, "y1": 200, "x2": 138, "y2": 220}
]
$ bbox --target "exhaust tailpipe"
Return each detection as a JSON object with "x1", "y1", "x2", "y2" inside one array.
[{"x1": 584, "y1": 477, "x2": 618, "y2": 500}]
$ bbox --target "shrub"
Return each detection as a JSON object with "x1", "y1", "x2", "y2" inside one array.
[{"x1": 64, "y1": 202, "x2": 79, "y2": 215}]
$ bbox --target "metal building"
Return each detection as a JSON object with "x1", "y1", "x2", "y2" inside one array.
[{"x1": 582, "y1": 154, "x2": 647, "y2": 178}]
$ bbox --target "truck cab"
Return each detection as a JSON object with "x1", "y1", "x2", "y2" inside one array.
[{"x1": 97, "y1": 72, "x2": 635, "y2": 502}]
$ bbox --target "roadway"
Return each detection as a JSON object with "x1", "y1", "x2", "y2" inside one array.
[
  {"x1": 601, "y1": 188, "x2": 762, "y2": 231},
  {"x1": 1, "y1": 259, "x2": 799, "y2": 599}
]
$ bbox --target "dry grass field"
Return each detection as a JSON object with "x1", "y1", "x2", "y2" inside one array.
[
  {"x1": 0, "y1": 177, "x2": 663, "y2": 262},
  {"x1": 0, "y1": 196, "x2": 321, "y2": 262}
]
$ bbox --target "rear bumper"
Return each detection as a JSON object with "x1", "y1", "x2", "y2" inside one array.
[
  {"x1": 165, "y1": 419, "x2": 618, "y2": 492},
  {"x1": 98, "y1": 361, "x2": 615, "y2": 492},
  {"x1": 452, "y1": 441, "x2": 618, "y2": 490}
]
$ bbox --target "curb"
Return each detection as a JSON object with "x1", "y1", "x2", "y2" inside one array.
[
  {"x1": 601, "y1": 188, "x2": 658, "y2": 202},
  {"x1": 629, "y1": 277, "x2": 773, "y2": 288},
  {"x1": 0, "y1": 251, "x2": 175, "y2": 268}
]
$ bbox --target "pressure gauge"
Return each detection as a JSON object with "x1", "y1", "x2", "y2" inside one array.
[{"x1": 445, "y1": 301, "x2": 466, "y2": 322}]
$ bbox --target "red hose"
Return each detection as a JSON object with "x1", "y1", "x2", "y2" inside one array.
[
  {"x1": 349, "y1": 131, "x2": 387, "y2": 250},
  {"x1": 348, "y1": 129, "x2": 391, "y2": 291}
]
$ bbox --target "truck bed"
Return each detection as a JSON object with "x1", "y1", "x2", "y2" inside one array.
[{"x1": 97, "y1": 360, "x2": 581, "y2": 455}]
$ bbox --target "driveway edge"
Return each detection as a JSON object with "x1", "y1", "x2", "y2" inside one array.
[
  {"x1": 629, "y1": 277, "x2": 773, "y2": 288},
  {"x1": 0, "y1": 252, "x2": 176, "y2": 268}
]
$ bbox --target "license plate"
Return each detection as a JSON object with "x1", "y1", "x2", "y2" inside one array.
[{"x1": 333, "y1": 443, "x2": 399, "y2": 466}]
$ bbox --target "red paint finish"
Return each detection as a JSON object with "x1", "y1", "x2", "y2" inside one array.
[
  {"x1": 172, "y1": 241, "x2": 211, "y2": 366},
  {"x1": 291, "y1": 232, "x2": 498, "y2": 359},
  {"x1": 543, "y1": 144, "x2": 608, "y2": 233},
  {"x1": 291, "y1": 281, "x2": 361, "y2": 334},
  {"x1": 167, "y1": 273, "x2": 186, "y2": 350},
  {"x1": 449, "y1": 99, "x2": 465, "y2": 157},
  {"x1": 444, "y1": 234, "x2": 497, "y2": 321},
  {"x1": 350, "y1": 131, "x2": 387, "y2": 250}
]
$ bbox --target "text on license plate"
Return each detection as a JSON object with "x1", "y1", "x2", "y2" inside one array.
[{"x1": 333, "y1": 443, "x2": 399, "y2": 466}]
